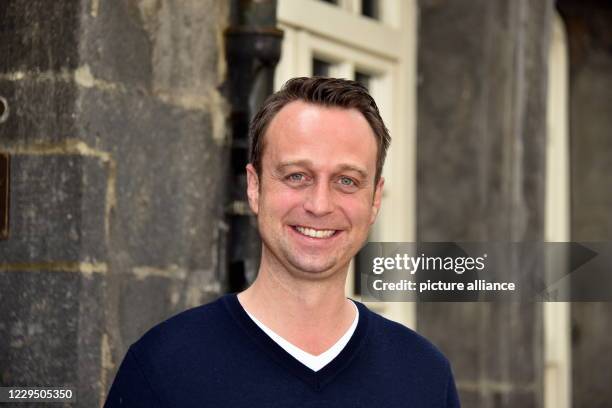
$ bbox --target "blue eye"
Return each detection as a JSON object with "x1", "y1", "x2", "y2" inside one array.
[
  {"x1": 339, "y1": 177, "x2": 355, "y2": 186},
  {"x1": 287, "y1": 173, "x2": 305, "y2": 182}
]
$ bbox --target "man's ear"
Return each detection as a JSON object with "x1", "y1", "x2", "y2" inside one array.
[
  {"x1": 246, "y1": 164, "x2": 260, "y2": 215},
  {"x1": 370, "y1": 177, "x2": 384, "y2": 224}
]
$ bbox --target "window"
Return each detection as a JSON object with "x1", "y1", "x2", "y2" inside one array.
[
  {"x1": 312, "y1": 58, "x2": 333, "y2": 77},
  {"x1": 355, "y1": 71, "x2": 372, "y2": 89},
  {"x1": 361, "y1": 0, "x2": 379, "y2": 20}
]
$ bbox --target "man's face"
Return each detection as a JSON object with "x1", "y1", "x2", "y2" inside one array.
[{"x1": 246, "y1": 100, "x2": 384, "y2": 280}]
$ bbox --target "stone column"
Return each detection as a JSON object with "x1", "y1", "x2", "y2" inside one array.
[
  {"x1": 0, "y1": 1, "x2": 229, "y2": 406},
  {"x1": 416, "y1": 0, "x2": 552, "y2": 406},
  {"x1": 557, "y1": 1, "x2": 612, "y2": 407}
]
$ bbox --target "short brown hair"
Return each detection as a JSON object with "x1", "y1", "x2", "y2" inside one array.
[{"x1": 248, "y1": 77, "x2": 391, "y2": 183}]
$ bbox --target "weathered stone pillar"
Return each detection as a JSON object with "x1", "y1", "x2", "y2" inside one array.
[
  {"x1": 417, "y1": 0, "x2": 552, "y2": 406},
  {"x1": 0, "y1": 1, "x2": 229, "y2": 406},
  {"x1": 557, "y1": 1, "x2": 612, "y2": 407}
]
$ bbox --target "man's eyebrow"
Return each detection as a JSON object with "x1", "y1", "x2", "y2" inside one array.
[
  {"x1": 336, "y1": 164, "x2": 369, "y2": 179},
  {"x1": 276, "y1": 160, "x2": 314, "y2": 170},
  {"x1": 276, "y1": 161, "x2": 369, "y2": 179}
]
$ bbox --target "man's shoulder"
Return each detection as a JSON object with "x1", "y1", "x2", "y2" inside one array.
[
  {"x1": 363, "y1": 304, "x2": 451, "y2": 370},
  {"x1": 130, "y1": 294, "x2": 231, "y2": 359}
]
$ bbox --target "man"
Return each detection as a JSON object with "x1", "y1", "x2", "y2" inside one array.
[{"x1": 105, "y1": 77, "x2": 460, "y2": 407}]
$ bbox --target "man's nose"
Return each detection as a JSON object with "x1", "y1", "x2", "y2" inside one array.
[{"x1": 303, "y1": 182, "x2": 334, "y2": 216}]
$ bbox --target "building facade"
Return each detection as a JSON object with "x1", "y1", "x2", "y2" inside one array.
[{"x1": 0, "y1": 1, "x2": 610, "y2": 407}]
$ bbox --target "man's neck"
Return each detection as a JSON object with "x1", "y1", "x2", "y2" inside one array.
[{"x1": 237, "y1": 260, "x2": 357, "y2": 356}]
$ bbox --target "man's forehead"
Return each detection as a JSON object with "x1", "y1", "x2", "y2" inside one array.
[
  {"x1": 269, "y1": 100, "x2": 368, "y2": 130},
  {"x1": 264, "y1": 101, "x2": 376, "y2": 148},
  {"x1": 261, "y1": 101, "x2": 377, "y2": 173}
]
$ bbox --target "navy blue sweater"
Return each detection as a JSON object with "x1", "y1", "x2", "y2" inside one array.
[{"x1": 105, "y1": 294, "x2": 460, "y2": 407}]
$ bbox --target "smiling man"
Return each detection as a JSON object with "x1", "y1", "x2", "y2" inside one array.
[{"x1": 105, "y1": 78, "x2": 460, "y2": 407}]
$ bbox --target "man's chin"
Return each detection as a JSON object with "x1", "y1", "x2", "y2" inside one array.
[
  {"x1": 289, "y1": 257, "x2": 348, "y2": 279},
  {"x1": 285, "y1": 257, "x2": 347, "y2": 279}
]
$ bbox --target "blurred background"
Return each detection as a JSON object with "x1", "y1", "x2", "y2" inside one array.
[{"x1": 0, "y1": 0, "x2": 610, "y2": 407}]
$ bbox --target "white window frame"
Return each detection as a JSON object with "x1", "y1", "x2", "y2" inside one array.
[
  {"x1": 544, "y1": 12, "x2": 571, "y2": 408},
  {"x1": 275, "y1": 0, "x2": 417, "y2": 328}
]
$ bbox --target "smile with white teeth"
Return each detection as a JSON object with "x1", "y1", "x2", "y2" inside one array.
[{"x1": 294, "y1": 226, "x2": 336, "y2": 239}]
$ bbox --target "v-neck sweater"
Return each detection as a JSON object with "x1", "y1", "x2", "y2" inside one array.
[
  {"x1": 244, "y1": 300, "x2": 359, "y2": 372},
  {"x1": 104, "y1": 294, "x2": 460, "y2": 408}
]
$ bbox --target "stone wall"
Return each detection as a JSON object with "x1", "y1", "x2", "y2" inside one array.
[
  {"x1": 416, "y1": 0, "x2": 552, "y2": 406},
  {"x1": 558, "y1": 1, "x2": 612, "y2": 407},
  {"x1": 0, "y1": 1, "x2": 229, "y2": 406}
]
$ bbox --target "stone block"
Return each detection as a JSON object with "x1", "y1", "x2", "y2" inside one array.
[
  {"x1": 78, "y1": 0, "x2": 227, "y2": 95},
  {"x1": 0, "y1": 270, "x2": 104, "y2": 408},
  {"x1": 78, "y1": 0, "x2": 153, "y2": 90},
  {"x1": 0, "y1": 0, "x2": 80, "y2": 72},
  {"x1": 0, "y1": 79, "x2": 78, "y2": 146},
  {"x1": 78, "y1": 86, "x2": 228, "y2": 270},
  {"x1": 0, "y1": 154, "x2": 107, "y2": 263}
]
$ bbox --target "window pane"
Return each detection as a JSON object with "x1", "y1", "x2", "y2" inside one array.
[
  {"x1": 355, "y1": 71, "x2": 372, "y2": 90},
  {"x1": 313, "y1": 58, "x2": 332, "y2": 77},
  {"x1": 361, "y1": 0, "x2": 379, "y2": 20}
]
